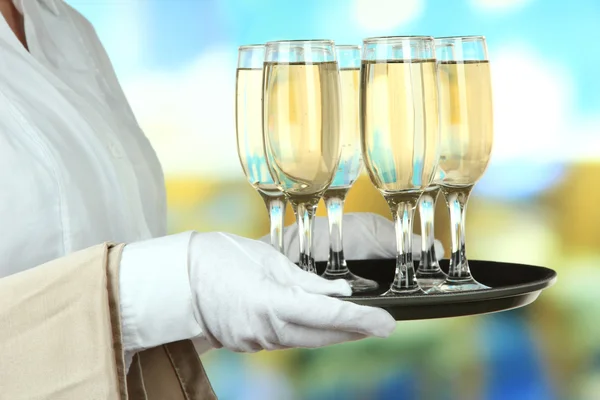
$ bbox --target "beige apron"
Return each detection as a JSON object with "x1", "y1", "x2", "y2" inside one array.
[{"x1": 0, "y1": 243, "x2": 217, "y2": 399}]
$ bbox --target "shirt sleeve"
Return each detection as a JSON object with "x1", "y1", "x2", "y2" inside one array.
[{"x1": 118, "y1": 231, "x2": 204, "y2": 365}]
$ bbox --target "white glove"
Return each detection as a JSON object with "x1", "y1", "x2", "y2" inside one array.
[
  {"x1": 262, "y1": 212, "x2": 445, "y2": 262},
  {"x1": 188, "y1": 232, "x2": 396, "y2": 352},
  {"x1": 119, "y1": 227, "x2": 399, "y2": 367}
]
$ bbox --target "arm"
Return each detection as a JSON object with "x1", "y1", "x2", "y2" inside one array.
[{"x1": 119, "y1": 231, "x2": 396, "y2": 364}]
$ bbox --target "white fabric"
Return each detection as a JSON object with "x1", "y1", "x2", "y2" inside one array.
[
  {"x1": 265, "y1": 212, "x2": 445, "y2": 262},
  {"x1": 188, "y1": 232, "x2": 395, "y2": 352},
  {"x1": 0, "y1": 0, "x2": 166, "y2": 278},
  {"x1": 119, "y1": 231, "x2": 204, "y2": 368}
]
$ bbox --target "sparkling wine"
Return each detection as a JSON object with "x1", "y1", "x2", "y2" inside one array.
[
  {"x1": 235, "y1": 67, "x2": 280, "y2": 196},
  {"x1": 329, "y1": 67, "x2": 362, "y2": 189},
  {"x1": 263, "y1": 61, "x2": 341, "y2": 198},
  {"x1": 361, "y1": 59, "x2": 439, "y2": 194},
  {"x1": 437, "y1": 60, "x2": 493, "y2": 186}
]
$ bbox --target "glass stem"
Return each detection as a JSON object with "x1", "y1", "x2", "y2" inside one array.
[
  {"x1": 418, "y1": 186, "x2": 440, "y2": 271},
  {"x1": 442, "y1": 185, "x2": 473, "y2": 280},
  {"x1": 291, "y1": 198, "x2": 319, "y2": 273},
  {"x1": 386, "y1": 193, "x2": 421, "y2": 292},
  {"x1": 259, "y1": 192, "x2": 287, "y2": 254},
  {"x1": 323, "y1": 189, "x2": 349, "y2": 275}
]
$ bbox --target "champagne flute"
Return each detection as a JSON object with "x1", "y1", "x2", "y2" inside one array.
[
  {"x1": 361, "y1": 36, "x2": 440, "y2": 295},
  {"x1": 235, "y1": 44, "x2": 287, "y2": 252},
  {"x1": 416, "y1": 42, "x2": 455, "y2": 289},
  {"x1": 320, "y1": 45, "x2": 379, "y2": 293},
  {"x1": 263, "y1": 40, "x2": 342, "y2": 273},
  {"x1": 429, "y1": 36, "x2": 494, "y2": 293}
]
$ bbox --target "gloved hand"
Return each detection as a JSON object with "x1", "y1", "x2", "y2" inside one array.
[
  {"x1": 261, "y1": 212, "x2": 445, "y2": 262},
  {"x1": 188, "y1": 232, "x2": 396, "y2": 352}
]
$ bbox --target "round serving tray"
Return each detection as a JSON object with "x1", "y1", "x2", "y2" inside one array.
[{"x1": 315, "y1": 259, "x2": 557, "y2": 321}]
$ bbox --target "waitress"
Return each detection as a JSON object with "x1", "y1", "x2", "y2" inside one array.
[{"x1": 0, "y1": 0, "x2": 442, "y2": 398}]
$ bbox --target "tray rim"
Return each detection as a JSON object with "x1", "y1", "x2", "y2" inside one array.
[
  {"x1": 334, "y1": 259, "x2": 558, "y2": 307},
  {"x1": 363, "y1": 291, "x2": 544, "y2": 321}
]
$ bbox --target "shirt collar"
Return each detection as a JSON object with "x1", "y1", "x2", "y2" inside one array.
[
  {"x1": 11, "y1": 0, "x2": 60, "y2": 16},
  {"x1": 37, "y1": 0, "x2": 60, "y2": 16}
]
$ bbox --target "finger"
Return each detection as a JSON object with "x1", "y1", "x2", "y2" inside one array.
[
  {"x1": 276, "y1": 287, "x2": 396, "y2": 338},
  {"x1": 342, "y1": 213, "x2": 396, "y2": 260},
  {"x1": 273, "y1": 323, "x2": 368, "y2": 348},
  {"x1": 265, "y1": 252, "x2": 352, "y2": 296},
  {"x1": 342, "y1": 213, "x2": 439, "y2": 261},
  {"x1": 229, "y1": 325, "x2": 368, "y2": 352}
]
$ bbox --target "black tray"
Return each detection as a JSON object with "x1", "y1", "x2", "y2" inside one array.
[{"x1": 315, "y1": 259, "x2": 557, "y2": 321}]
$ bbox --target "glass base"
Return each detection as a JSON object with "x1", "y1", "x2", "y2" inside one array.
[
  {"x1": 381, "y1": 285, "x2": 425, "y2": 297},
  {"x1": 321, "y1": 269, "x2": 379, "y2": 294},
  {"x1": 415, "y1": 268, "x2": 447, "y2": 290},
  {"x1": 425, "y1": 277, "x2": 490, "y2": 294},
  {"x1": 382, "y1": 285, "x2": 424, "y2": 296}
]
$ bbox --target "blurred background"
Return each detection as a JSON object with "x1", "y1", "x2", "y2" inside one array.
[{"x1": 67, "y1": 0, "x2": 599, "y2": 398}]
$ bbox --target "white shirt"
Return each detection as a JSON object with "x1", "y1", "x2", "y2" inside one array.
[{"x1": 0, "y1": 0, "x2": 203, "y2": 363}]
